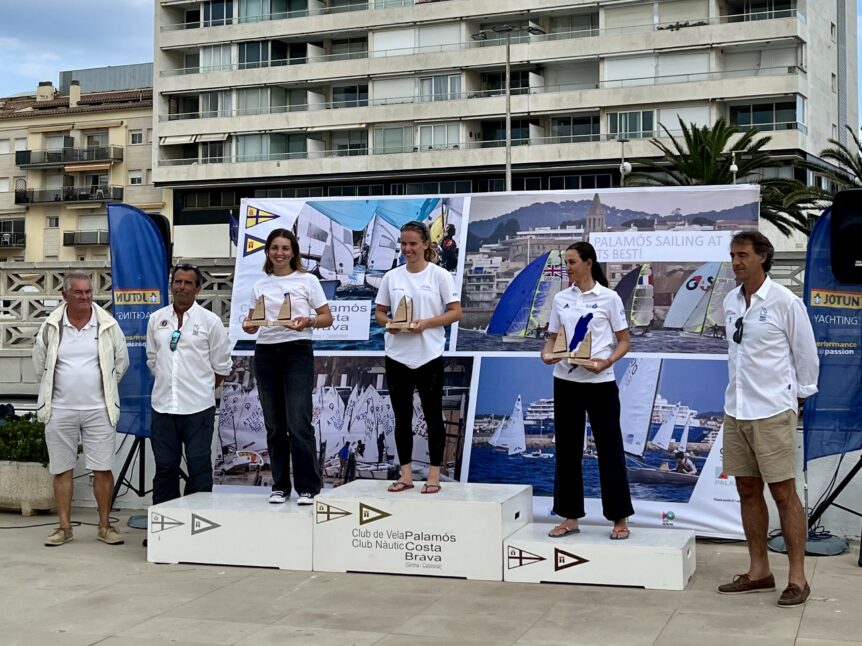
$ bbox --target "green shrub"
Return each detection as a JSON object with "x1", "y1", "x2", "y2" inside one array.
[{"x1": 0, "y1": 414, "x2": 49, "y2": 465}]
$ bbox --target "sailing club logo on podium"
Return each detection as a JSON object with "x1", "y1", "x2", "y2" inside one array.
[
  {"x1": 359, "y1": 502, "x2": 391, "y2": 525},
  {"x1": 554, "y1": 548, "x2": 589, "y2": 571},
  {"x1": 315, "y1": 502, "x2": 352, "y2": 524},
  {"x1": 150, "y1": 512, "x2": 183, "y2": 533},
  {"x1": 190, "y1": 513, "x2": 221, "y2": 536},
  {"x1": 507, "y1": 546, "x2": 546, "y2": 569}
]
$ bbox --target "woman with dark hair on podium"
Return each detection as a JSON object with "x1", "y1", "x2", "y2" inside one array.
[
  {"x1": 242, "y1": 228, "x2": 333, "y2": 506},
  {"x1": 541, "y1": 241, "x2": 634, "y2": 540},
  {"x1": 374, "y1": 220, "x2": 461, "y2": 495}
]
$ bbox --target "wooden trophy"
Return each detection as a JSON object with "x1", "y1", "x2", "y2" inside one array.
[
  {"x1": 248, "y1": 295, "x2": 300, "y2": 329},
  {"x1": 543, "y1": 323, "x2": 601, "y2": 369},
  {"x1": 386, "y1": 295, "x2": 418, "y2": 330}
]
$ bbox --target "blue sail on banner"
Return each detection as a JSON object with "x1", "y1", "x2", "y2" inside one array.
[
  {"x1": 107, "y1": 204, "x2": 169, "y2": 437},
  {"x1": 802, "y1": 208, "x2": 862, "y2": 464}
]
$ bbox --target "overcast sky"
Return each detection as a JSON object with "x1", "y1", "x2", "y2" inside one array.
[{"x1": 0, "y1": 2, "x2": 859, "y2": 131}]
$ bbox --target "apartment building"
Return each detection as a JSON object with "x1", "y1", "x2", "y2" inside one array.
[
  {"x1": 153, "y1": 0, "x2": 857, "y2": 254},
  {"x1": 0, "y1": 67, "x2": 168, "y2": 262}
]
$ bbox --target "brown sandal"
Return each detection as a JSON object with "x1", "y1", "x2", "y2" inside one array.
[
  {"x1": 387, "y1": 481, "x2": 414, "y2": 493},
  {"x1": 420, "y1": 483, "x2": 441, "y2": 495}
]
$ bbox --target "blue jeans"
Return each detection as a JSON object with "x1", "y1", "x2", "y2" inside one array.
[
  {"x1": 151, "y1": 407, "x2": 215, "y2": 506},
  {"x1": 254, "y1": 340, "x2": 321, "y2": 495}
]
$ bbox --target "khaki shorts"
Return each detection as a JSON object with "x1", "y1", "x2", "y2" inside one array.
[
  {"x1": 723, "y1": 410, "x2": 797, "y2": 483},
  {"x1": 45, "y1": 407, "x2": 116, "y2": 475}
]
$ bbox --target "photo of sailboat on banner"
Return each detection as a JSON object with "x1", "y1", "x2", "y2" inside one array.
[
  {"x1": 487, "y1": 250, "x2": 566, "y2": 342},
  {"x1": 619, "y1": 358, "x2": 698, "y2": 486},
  {"x1": 489, "y1": 395, "x2": 527, "y2": 456},
  {"x1": 664, "y1": 262, "x2": 735, "y2": 337},
  {"x1": 614, "y1": 264, "x2": 655, "y2": 334}
]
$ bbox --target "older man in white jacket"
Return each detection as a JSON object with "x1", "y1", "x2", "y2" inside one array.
[{"x1": 34, "y1": 271, "x2": 129, "y2": 547}]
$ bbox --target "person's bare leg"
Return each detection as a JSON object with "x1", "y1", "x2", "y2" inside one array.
[
  {"x1": 768, "y1": 478, "x2": 807, "y2": 589},
  {"x1": 398, "y1": 463, "x2": 413, "y2": 484},
  {"x1": 425, "y1": 465, "x2": 440, "y2": 486},
  {"x1": 92, "y1": 470, "x2": 114, "y2": 527},
  {"x1": 735, "y1": 476, "x2": 772, "y2": 579},
  {"x1": 53, "y1": 470, "x2": 73, "y2": 528}
]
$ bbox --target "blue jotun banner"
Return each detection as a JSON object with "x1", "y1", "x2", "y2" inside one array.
[
  {"x1": 802, "y1": 208, "x2": 862, "y2": 464},
  {"x1": 107, "y1": 204, "x2": 169, "y2": 437}
]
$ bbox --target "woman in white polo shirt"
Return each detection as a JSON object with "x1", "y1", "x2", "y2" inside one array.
[
  {"x1": 374, "y1": 220, "x2": 462, "y2": 494},
  {"x1": 242, "y1": 228, "x2": 333, "y2": 506},
  {"x1": 541, "y1": 241, "x2": 634, "y2": 540}
]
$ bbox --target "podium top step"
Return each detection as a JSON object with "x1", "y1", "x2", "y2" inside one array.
[
  {"x1": 150, "y1": 491, "x2": 313, "y2": 516},
  {"x1": 317, "y1": 480, "x2": 532, "y2": 504}
]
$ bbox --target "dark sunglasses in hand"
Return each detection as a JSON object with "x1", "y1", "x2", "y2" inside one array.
[
  {"x1": 732, "y1": 317, "x2": 743, "y2": 344},
  {"x1": 170, "y1": 330, "x2": 181, "y2": 351}
]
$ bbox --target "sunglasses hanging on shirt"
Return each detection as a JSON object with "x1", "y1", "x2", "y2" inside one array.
[{"x1": 170, "y1": 329, "x2": 181, "y2": 351}]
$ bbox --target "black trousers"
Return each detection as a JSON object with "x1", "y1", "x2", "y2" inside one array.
[
  {"x1": 385, "y1": 356, "x2": 445, "y2": 467},
  {"x1": 151, "y1": 407, "x2": 215, "y2": 506},
  {"x1": 552, "y1": 378, "x2": 634, "y2": 522}
]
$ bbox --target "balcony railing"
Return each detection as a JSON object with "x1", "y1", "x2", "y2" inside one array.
[
  {"x1": 15, "y1": 146, "x2": 124, "y2": 168},
  {"x1": 14, "y1": 185, "x2": 124, "y2": 204},
  {"x1": 0, "y1": 232, "x2": 26, "y2": 248},
  {"x1": 159, "y1": 66, "x2": 802, "y2": 121},
  {"x1": 160, "y1": 0, "x2": 425, "y2": 32},
  {"x1": 63, "y1": 230, "x2": 110, "y2": 246}
]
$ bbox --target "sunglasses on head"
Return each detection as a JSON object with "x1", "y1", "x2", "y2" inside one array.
[
  {"x1": 170, "y1": 330, "x2": 181, "y2": 352},
  {"x1": 732, "y1": 317, "x2": 743, "y2": 344},
  {"x1": 400, "y1": 220, "x2": 429, "y2": 235}
]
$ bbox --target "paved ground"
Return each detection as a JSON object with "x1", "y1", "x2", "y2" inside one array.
[{"x1": 1, "y1": 507, "x2": 859, "y2": 646}]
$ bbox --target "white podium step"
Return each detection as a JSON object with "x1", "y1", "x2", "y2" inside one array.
[
  {"x1": 313, "y1": 480, "x2": 532, "y2": 581},
  {"x1": 503, "y1": 524, "x2": 696, "y2": 590},
  {"x1": 147, "y1": 492, "x2": 313, "y2": 570}
]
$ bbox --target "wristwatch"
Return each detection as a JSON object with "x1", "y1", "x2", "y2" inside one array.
[{"x1": 308, "y1": 313, "x2": 317, "y2": 329}]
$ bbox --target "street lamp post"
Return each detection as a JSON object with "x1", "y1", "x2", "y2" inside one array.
[
  {"x1": 473, "y1": 23, "x2": 545, "y2": 192},
  {"x1": 618, "y1": 137, "x2": 631, "y2": 186},
  {"x1": 730, "y1": 151, "x2": 739, "y2": 184}
]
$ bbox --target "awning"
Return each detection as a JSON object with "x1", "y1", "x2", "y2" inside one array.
[
  {"x1": 64, "y1": 163, "x2": 112, "y2": 173},
  {"x1": 76, "y1": 120, "x2": 122, "y2": 130},
  {"x1": 160, "y1": 135, "x2": 196, "y2": 145},
  {"x1": 196, "y1": 133, "x2": 229, "y2": 142}
]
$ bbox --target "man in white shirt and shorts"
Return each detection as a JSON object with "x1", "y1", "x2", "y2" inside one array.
[{"x1": 718, "y1": 231, "x2": 819, "y2": 607}]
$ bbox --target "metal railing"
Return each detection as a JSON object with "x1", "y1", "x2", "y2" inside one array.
[
  {"x1": 0, "y1": 233, "x2": 25, "y2": 248},
  {"x1": 15, "y1": 145, "x2": 124, "y2": 168},
  {"x1": 14, "y1": 185, "x2": 124, "y2": 204},
  {"x1": 63, "y1": 230, "x2": 110, "y2": 246},
  {"x1": 158, "y1": 65, "x2": 802, "y2": 122}
]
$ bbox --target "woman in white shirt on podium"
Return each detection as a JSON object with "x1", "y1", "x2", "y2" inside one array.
[
  {"x1": 541, "y1": 242, "x2": 634, "y2": 540},
  {"x1": 242, "y1": 228, "x2": 333, "y2": 506},
  {"x1": 375, "y1": 221, "x2": 461, "y2": 495}
]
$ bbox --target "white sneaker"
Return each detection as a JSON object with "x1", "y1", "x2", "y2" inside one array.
[
  {"x1": 269, "y1": 490, "x2": 287, "y2": 504},
  {"x1": 296, "y1": 492, "x2": 314, "y2": 506}
]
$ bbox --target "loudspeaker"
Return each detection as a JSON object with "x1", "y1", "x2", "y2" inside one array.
[{"x1": 830, "y1": 190, "x2": 862, "y2": 284}]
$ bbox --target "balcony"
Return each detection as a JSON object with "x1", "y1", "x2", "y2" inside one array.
[
  {"x1": 15, "y1": 146, "x2": 124, "y2": 169},
  {"x1": 63, "y1": 230, "x2": 110, "y2": 246},
  {"x1": 0, "y1": 232, "x2": 26, "y2": 248},
  {"x1": 14, "y1": 185, "x2": 124, "y2": 204}
]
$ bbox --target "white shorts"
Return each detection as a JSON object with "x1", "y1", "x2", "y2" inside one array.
[{"x1": 45, "y1": 407, "x2": 116, "y2": 475}]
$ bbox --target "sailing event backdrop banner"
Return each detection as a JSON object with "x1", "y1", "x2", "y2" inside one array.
[{"x1": 223, "y1": 186, "x2": 759, "y2": 538}]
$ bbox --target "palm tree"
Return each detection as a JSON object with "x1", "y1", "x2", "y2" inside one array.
[
  {"x1": 784, "y1": 125, "x2": 862, "y2": 215},
  {"x1": 627, "y1": 117, "x2": 809, "y2": 236}
]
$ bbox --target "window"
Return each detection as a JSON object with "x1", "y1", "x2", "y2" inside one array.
[
  {"x1": 373, "y1": 126, "x2": 413, "y2": 154},
  {"x1": 14, "y1": 138, "x2": 27, "y2": 151},
  {"x1": 405, "y1": 181, "x2": 471, "y2": 194},
  {"x1": 200, "y1": 90, "x2": 232, "y2": 117},
  {"x1": 607, "y1": 110, "x2": 655, "y2": 138},
  {"x1": 146, "y1": 128, "x2": 153, "y2": 144},
  {"x1": 86, "y1": 133, "x2": 107, "y2": 148},
  {"x1": 480, "y1": 119, "x2": 532, "y2": 147},
  {"x1": 130, "y1": 130, "x2": 143, "y2": 145},
  {"x1": 417, "y1": 123, "x2": 460, "y2": 150},
  {"x1": 239, "y1": 41, "x2": 268, "y2": 69},
  {"x1": 331, "y1": 37, "x2": 367, "y2": 61},
  {"x1": 729, "y1": 100, "x2": 799, "y2": 131},
  {"x1": 203, "y1": 0, "x2": 233, "y2": 26},
  {"x1": 418, "y1": 74, "x2": 461, "y2": 102},
  {"x1": 331, "y1": 130, "x2": 367, "y2": 156},
  {"x1": 331, "y1": 84, "x2": 368, "y2": 108},
  {"x1": 0, "y1": 178, "x2": 8, "y2": 192},
  {"x1": 129, "y1": 170, "x2": 143, "y2": 185},
  {"x1": 200, "y1": 141, "x2": 225, "y2": 163},
  {"x1": 200, "y1": 44, "x2": 232, "y2": 72},
  {"x1": 238, "y1": 0, "x2": 265, "y2": 23},
  {"x1": 477, "y1": 178, "x2": 505, "y2": 192},
  {"x1": 237, "y1": 87, "x2": 267, "y2": 116},
  {"x1": 46, "y1": 216, "x2": 60, "y2": 228},
  {"x1": 480, "y1": 71, "x2": 530, "y2": 96},
  {"x1": 550, "y1": 12, "x2": 599, "y2": 38},
  {"x1": 551, "y1": 115, "x2": 600, "y2": 142},
  {"x1": 549, "y1": 174, "x2": 612, "y2": 190},
  {"x1": 0, "y1": 140, "x2": 10, "y2": 154}
]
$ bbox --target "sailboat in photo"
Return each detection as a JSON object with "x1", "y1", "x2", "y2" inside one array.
[
  {"x1": 619, "y1": 359, "x2": 698, "y2": 486},
  {"x1": 614, "y1": 263, "x2": 654, "y2": 334},
  {"x1": 487, "y1": 250, "x2": 566, "y2": 342},
  {"x1": 648, "y1": 404, "x2": 680, "y2": 452},
  {"x1": 664, "y1": 262, "x2": 735, "y2": 337},
  {"x1": 489, "y1": 395, "x2": 527, "y2": 456}
]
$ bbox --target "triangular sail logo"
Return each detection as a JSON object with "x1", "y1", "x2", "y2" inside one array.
[
  {"x1": 244, "y1": 234, "x2": 266, "y2": 257},
  {"x1": 506, "y1": 546, "x2": 546, "y2": 569},
  {"x1": 315, "y1": 502, "x2": 352, "y2": 524},
  {"x1": 359, "y1": 502, "x2": 391, "y2": 525},
  {"x1": 190, "y1": 513, "x2": 221, "y2": 536},
  {"x1": 150, "y1": 512, "x2": 183, "y2": 533},
  {"x1": 554, "y1": 547, "x2": 589, "y2": 571},
  {"x1": 245, "y1": 206, "x2": 280, "y2": 228}
]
